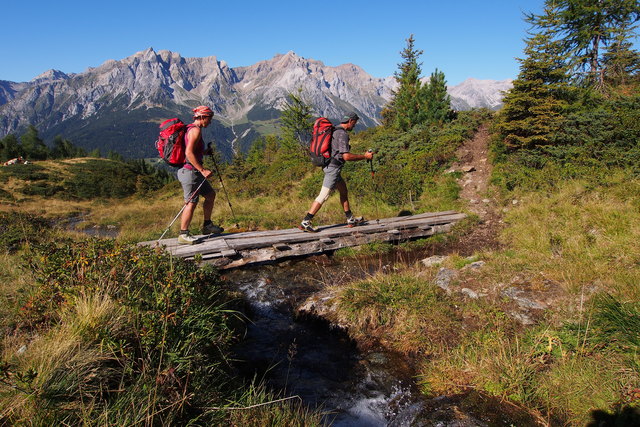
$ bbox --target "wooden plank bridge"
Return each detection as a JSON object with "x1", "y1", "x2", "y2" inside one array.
[{"x1": 141, "y1": 210, "x2": 466, "y2": 269}]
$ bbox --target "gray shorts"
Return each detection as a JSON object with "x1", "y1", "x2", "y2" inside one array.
[
  {"x1": 177, "y1": 167, "x2": 214, "y2": 203},
  {"x1": 321, "y1": 165, "x2": 344, "y2": 189}
]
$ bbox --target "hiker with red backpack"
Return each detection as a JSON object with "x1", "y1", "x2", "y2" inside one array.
[
  {"x1": 300, "y1": 112, "x2": 373, "y2": 232},
  {"x1": 175, "y1": 105, "x2": 224, "y2": 244}
]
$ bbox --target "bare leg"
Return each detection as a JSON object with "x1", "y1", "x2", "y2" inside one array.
[
  {"x1": 202, "y1": 192, "x2": 215, "y2": 221},
  {"x1": 308, "y1": 200, "x2": 322, "y2": 215},
  {"x1": 336, "y1": 180, "x2": 350, "y2": 213},
  {"x1": 180, "y1": 202, "x2": 197, "y2": 230}
]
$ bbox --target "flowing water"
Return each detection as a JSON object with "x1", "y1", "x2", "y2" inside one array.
[
  {"x1": 62, "y1": 215, "x2": 120, "y2": 238},
  {"x1": 222, "y1": 254, "x2": 538, "y2": 426}
]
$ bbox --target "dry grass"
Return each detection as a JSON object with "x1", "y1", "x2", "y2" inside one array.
[
  {"x1": 0, "y1": 252, "x2": 35, "y2": 330},
  {"x1": 331, "y1": 272, "x2": 462, "y2": 354},
  {"x1": 0, "y1": 293, "x2": 128, "y2": 423},
  {"x1": 461, "y1": 178, "x2": 640, "y2": 304}
]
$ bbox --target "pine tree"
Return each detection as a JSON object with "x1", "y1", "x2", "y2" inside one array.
[
  {"x1": 384, "y1": 35, "x2": 452, "y2": 130},
  {"x1": 420, "y1": 69, "x2": 452, "y2": 125},
  {"x1": 51, "y1": 135, "x2": 86, "y2": 159},
  {"x1": 497, "y1": 33, "x2": 572, "y2": 149},
  {"x1": 88, "y1": 148, "x2": 102, "y2": 158},
  {"x1": 20, "y1": 125, "x2": 49, "y2": 160},
  {"x1": 388, "y1": 34, "x2": 424, "y2": 131},
  {"x1": 107, "y1": 150, "x2": 124, "y2": 162},
  {"x1": 527, "y1": 0, "x2": 640, "y2": 88},
  {"x1": 0, "y1": 134, "x2": 21, "y2": 162}
]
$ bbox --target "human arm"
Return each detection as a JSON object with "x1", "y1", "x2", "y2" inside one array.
[
  {"x1": 342, "y1": 151, "x2": 373, "y2": 161},
  {"x1": 332, "y1": 127, "x2": 373, "y2": 162}
]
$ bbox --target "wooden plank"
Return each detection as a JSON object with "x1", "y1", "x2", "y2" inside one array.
[
  {"x1": 206, "y1": 222, "x2": 454, "y2": 269},
  {"x1": 217, "y1": 212, "x2": 465, "y2": 251},
  {"x1": 138, "y1": 211, "x2": 466, "y2": 266},
  {"x1": 143, "y1": 210, "x2": 462, "y2": 250}
]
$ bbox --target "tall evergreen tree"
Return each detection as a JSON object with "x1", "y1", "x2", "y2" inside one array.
[
  {"x1": 420, "y1": 69, "x2": 452, "y2": 125},
  {"x1": 0, "y1": 134, "x2": 20, "y2": 162},
  {"x1": 387, "y1": 34, "x2": 424, "y2": 131},
  {"x1": 497, "y1": 32, "x2": 572, "y2": 149},
  {"x1": 107, "y1": 150, "x2": 124, "y2": 162},
  {"x1": 280, "y1": 89, "x2": 313, "y2": 150},
  {"x1": 88, "y1": 148, "x2": 102, "y2": 158},
  {"x1": 602, "y1": 23, "x2": 640, "y2": 85},
  {"x1": 51, "y1": 135, "x2": 87, "y2": 159},
  {"x1": 383, "y1": 35, "x2": 453, "y2": 130},
  {"x1": 527, "y1": 0, "x2": 640, "y2": 88},
  {"x1": 20, "y1": 125, "x2": 49, "y2": 160}
]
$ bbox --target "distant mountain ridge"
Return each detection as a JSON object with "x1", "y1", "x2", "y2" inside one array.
[
  {"x1": 448, "y1": 78, "x2": 513, "y2": 111},
  {"x1": 0, "y1": 48, "x2": 511, "y2": 159}
]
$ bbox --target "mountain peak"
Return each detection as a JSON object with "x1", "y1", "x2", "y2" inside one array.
[
  {"x1": 31, "y1": 69, "x2": 69, "y2": 83},
  {"x1": 0, "y1": 49, "x2": 511, "y2": 158},
  {"x1": 448, "y1": 78, "x2": 513, "y2": 110},
  {"x1": 274, "y1": 51, "x2": 299, "y2": 59}
]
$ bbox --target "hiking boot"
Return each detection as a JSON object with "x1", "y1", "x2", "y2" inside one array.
[
  {"x1": 202, "y1": 222, "x2": 224, "y2": 235},
  {"x1": 299, "y1": 219, "x2": 318, "y2": 233},
  {"x1": 347, "y1": 216, "x2": 365, "y2": 227},
  {"x1": 178, "y1": 232, "x2": 200, "y2": 245}
]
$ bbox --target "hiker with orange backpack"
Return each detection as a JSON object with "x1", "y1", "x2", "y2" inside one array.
[
  {"x1": 300, "y1": 112, "x2": 373, "y2": 232},
  {"x1": 176, "y1": 105, "x2": 224, "y2": 244}
]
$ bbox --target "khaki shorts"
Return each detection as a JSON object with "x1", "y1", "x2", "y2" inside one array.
[
  {"x1": 321, "y1": 165, "x2": 344, "y2": 189},
  {"x1": 177, "y1": 167, "x2": 214, "y2": 203}
]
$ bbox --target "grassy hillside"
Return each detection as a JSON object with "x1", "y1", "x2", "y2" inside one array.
[{"x1": 1, "y1": 86, "x2": 639, "y2": 423}]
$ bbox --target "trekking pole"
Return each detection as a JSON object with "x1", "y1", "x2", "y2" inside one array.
[
  {"x1": 367, "y1": 149, "x2": 381, "y2": 224},
  {"x1": 208, "y1": 150, "x2": 240, "y2": 229},
  {"x1": 157, "y1": 178, "x2": 207, "y2": 242}
]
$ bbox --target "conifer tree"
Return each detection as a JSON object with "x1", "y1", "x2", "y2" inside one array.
[
  {"x1": 497, "y1": 33, "x2": 572, "y2": 149},
  {"x1": 384, "y1": 35, "x2": 452, "y2": 130},
  {"x1": 602, "y1": 23, "x2": 640, "y2": 85},
  {"x1": 0, "y1": 134, "x2": 20, "y2": 162},
  {"x1": 388, "y1": 34, "x2": 424, "y2": 131},
  {"x1": 420, "y1": 69, "x2": 451, "y2": 125},
  {"x1": 51, "y1": 135, "x2": 86, "y2": 159},
  {"x1": 20, "y1": 125, "x2": 49, "y2": 160},
  {"x1": 280, "y1": 89, "x2": 313, "y2": 150},
  {"x1": 527, "y1": 0, "x2": 640, "y2": 88},
  {"x1": 88, "y1": 148, "x2": 101, "y2": 158}
]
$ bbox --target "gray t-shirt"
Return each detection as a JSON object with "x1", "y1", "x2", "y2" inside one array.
[{"x1": 330, "y1": 125, "x2": 350, "y2": 165}]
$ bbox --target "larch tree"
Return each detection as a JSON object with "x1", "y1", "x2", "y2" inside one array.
[
  {"x1": 602, "y1": 22, "x2": 640, "y2": 86},
  {"x1": 280, "y1": 89, "x2": 313, "y2": 151},
  {"x1": 526, "y1": 0, "x2": 640, "y2": 89}
]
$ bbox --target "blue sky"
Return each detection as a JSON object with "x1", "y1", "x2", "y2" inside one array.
[{"x1": 2, "y1": 0, "x2": 552, "y2": 86}]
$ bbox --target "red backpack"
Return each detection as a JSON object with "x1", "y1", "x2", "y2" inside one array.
[
  {"x1": 309, "y1": 117, "x2": 334, "y2": 167},
  {"x1": 155, "y1": 118, "x2": 194, "y2": 167}
]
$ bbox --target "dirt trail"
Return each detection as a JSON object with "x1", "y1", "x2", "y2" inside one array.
[{"x1": 448, "y1": 124, "x2": 503, "y2": 253}]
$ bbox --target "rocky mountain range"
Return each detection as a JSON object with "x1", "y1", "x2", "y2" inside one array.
[
  {"x1": 0, "y1": 48, "x2": 512, "y2": 159},
  {"x1": 448, "y1": 78, "x2": 513, "y2": 111}
]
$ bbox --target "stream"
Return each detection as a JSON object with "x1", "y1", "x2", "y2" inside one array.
[
  {"x1": 221, "y1": 253, "x2": 538, "y2": 426},
  {"x1": 61, "y1": 215, "x2": 120, "y2": 238}
]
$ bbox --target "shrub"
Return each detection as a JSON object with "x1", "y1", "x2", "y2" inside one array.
[
  {"x1": 2, "y1": 238, "x2": 237, "y2": 424},
  {"x1": 0, "y1": 212, "x2": 52, "y2": 253}
]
